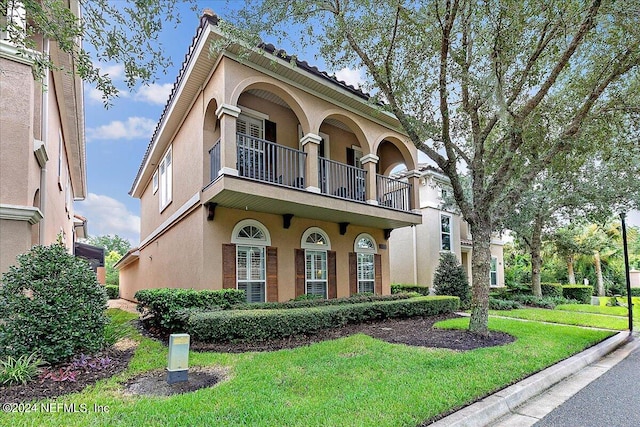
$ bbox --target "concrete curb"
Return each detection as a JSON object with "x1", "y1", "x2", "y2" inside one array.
[{"x1": 429, "y1": 331, "x2": 631, "y2": 427}]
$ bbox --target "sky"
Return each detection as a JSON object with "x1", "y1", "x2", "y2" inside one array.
[{"x1": 74, "y1": 1, "x2": 640, "y2": 245}]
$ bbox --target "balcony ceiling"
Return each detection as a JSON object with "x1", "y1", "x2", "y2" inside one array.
[{"x1": 202, "y1": 175, "x2": 421, "y2": 230}]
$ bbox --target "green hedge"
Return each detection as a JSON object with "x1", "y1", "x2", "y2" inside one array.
[
  {"x1": 631, "y1": 288, "x2": 640, "y2": 297},
  {"x1": 105, "y1": 285, "x2": 119, "y2": 300},
  {"x1": 540, "y1": 283, "x2": 563, "y2": 297},
  {"x1": 562, "y1": 285, "x2": 593, "y2": 304},
  {"x1": 391, "y1": 284, "x2": 430, "y2": 296},
  {"x1": 234, "y1": 293, "x2": 415, "y2": 310},
  {"x1": 489, "y1": 297, "x2": 522, "y2": 310},
  {"x1": 135, "y1": 288, "x2": 246, "y2": 332},
  {"x1": 187, "y1": 296, "x2": 459, "y2": 343}
]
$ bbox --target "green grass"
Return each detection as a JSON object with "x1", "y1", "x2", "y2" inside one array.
[
  {"x1": 555, "y1": 304, "x2": 629, "y2": 316},
  {"x1": 0, "y1": 310, "x2": 614, "y2": 427},
  {"x1": 489, "y1": 308, "x2": 628, "y2": 330}
]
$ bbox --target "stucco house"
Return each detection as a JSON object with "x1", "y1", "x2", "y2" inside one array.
[
  {"x1": 117, "y1": 11, "x2": 422, "y2": 302},
  {"x1": 0, "y1": 1, "x2": 87, "y2": 275},
  {"x1": 389, "y1": 165, "x2": 505, "y2": 289}
]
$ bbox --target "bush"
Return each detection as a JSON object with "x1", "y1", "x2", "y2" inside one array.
[
  {"x1": 562, "y1": 285, "x2": 593, "y2": 304},
  {"x1": 489, "y1": 298, "x2": 522, "y2": 310},
  {"x1": 433, "y1": 252, "x2": 470, "y2": 308},
  {"x1": 105, "y1": 285, "x2": 119, "y2": 299},
  {"x1": 0, "y1": 244, "x2": 108, "y2": 364},
  {"x1": 187, "y1": 296, "x2": 460, "y2": 343},
  {"x1": 391, "y1": 284, "x2": 430, "y2": 296},
  {"x1": 506, "y1": 282, "x2": 533, "y2": 295},
  {"x1": 233, "y1": 293, "x2": 415, "y2": 311},
  {"x1": 135, "y1": 288, "x2": 246, "y2": 332},
  {"x1": 505, "y1": 294, "x2": 578, "y2": 309},
  {"x1": 0, "y1": 352, "x2": 45, "y2": 386},
  {"x1": 540, "y1": 283, "x2": 563, "y2": 297},
  {"x1": 631, "y1": 288, "x2": 640, "y2": 297}
]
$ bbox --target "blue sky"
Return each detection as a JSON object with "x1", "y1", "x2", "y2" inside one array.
[{"x1": 74, "y1": 1, "x2": 640, "y2": 245}]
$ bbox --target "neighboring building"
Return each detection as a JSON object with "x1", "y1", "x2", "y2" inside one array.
[
  {"x1": 389, "y1": 165, "x2": 505, "y2": 289},
  {"x1": 117, "y1": 11, "x2": 422, "y2": 302},
  {"x1": 0, "y1": 1, "x2": 87, "y2": 275}
]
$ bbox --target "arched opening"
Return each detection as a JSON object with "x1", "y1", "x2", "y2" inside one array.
[
  {"x1": 232, "y1": 84, "x2": 308, "y2": 188},
  {"x1": 317, "y1": 113, "x2": 369, "y2": 201},
  {"x1": 203, "y1": 98, "x2": 220, "y2": 185},
  {"x1": 354, "y1": 233, "x2": 377, "y2": 294},
  {"x1": 375, "y1": 137, "x2": 415, "y2": 211}
]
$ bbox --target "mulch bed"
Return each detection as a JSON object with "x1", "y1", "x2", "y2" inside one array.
[
  {"x1": 0, "y1": 314, "x2": 515, "y2": 402},
  {"x1": 0, "y1": 345, "x2": 135, "y2": 404},
  {"x1": 189, "y1": 313, "x2": 516, "y2": 353}
]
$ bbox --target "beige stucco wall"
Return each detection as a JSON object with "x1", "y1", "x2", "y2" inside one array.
[
  {"x1": 121, "y1": 204, "x2": 390, "y2": 302},
  {"x1": 630, "y1": 270, "x2": 640, "y2": 288},
  {"x1": 1, "y1": 52, "x2": 80, "y2": 274}
]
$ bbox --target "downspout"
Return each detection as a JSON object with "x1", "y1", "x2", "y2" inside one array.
[
  {"x1": 39, "y1": 38, "x2": 49, "y2": 244},
  {"x1": 412, "y1": 224, "x2": 418, "y2": 284}
]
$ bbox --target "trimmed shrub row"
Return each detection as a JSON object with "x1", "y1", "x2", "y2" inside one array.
[
  {"x1": 105, "y1": 285, "x2": 119, "y2": 300},
  {"x1": 540, "y1": 283, "x2": 563, "y2": 297},
  {"x1": 391, "y1": 284, "x2": 430, "y2": 296},
  {"x1": 187, "y1": 296, "x2": 460, "y2": 343},
  {"x1": 561, "y1": 285, "x2": 592, "y2": 304},
  {"x1": 135, "y1": 288, "x2": 246, "y2": 331},
  {"x1": 632, "y1": 288, "x2": 640, "y2": 297},
  {"x1": 233, "y1": 293, "x2": 415, "y2": 311},
  {"x1": 489, "y1": 297, "x2": 522, "y2": 310}
]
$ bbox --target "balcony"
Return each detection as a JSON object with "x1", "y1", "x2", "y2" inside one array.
[{"x1": 203, "y1": 133, "x2": 420, "y2": 229}]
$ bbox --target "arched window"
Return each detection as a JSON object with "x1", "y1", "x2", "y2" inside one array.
[
  {"x1": 231, "y1": 220, "x2": 271, "y2": 303},
  {"x1": 354, "y1": 234, "x2": 377, "y2": 294},
  {"x1": 301, "y1": 227, "x2": 330, "y2": 298}
]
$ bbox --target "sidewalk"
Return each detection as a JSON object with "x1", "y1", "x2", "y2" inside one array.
[
  {"x1": 107, "y1": 298, "x2": 138, "y2": 313},
  {"x1": 430, "y1": 331, "x2": 636, "y2": 427}
]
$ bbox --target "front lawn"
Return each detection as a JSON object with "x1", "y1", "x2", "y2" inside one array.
[
  {"x1": 488, "y1": 308, "x2": 628, "y2": 330},
  {"x1": 0, "y1": 310, "x2": 614, "y2": 427}
]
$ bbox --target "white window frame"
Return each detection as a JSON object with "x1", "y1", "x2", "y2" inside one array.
[
  {"x1": 159, "y1": 146, "x2": 172, "y2": 212},
  {"x1": 354, "y1": 233, "x2": 377, "y2": 294},
  {"x1": 152, "y1": 170, "x2": 158, "y2": 194},
  {"x1": 232, "y1": 219, "x2": 271, "y2": 303},
  {"x1": 490, "y1": 257, "x2": 498, "y2": 287},
  {"x1": 302, "y1": 227, "x2": 331, "y2": 298},
  {"x1": 440, "y1": 213, "x2": 452, "y2": 252}
]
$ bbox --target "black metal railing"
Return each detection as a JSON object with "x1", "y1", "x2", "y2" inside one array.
[
  {"x1": 376, "y1": 174, "x2": 411, "y2": 211},
  {"x1": 209, "y1": 139, "x2": 221, "y2": 182},
  {"x1": 319, "y1": 158, "x2": 367, "y2": 202},
  {"x1": 236, "y1": 133, "x2": 306, "y2": 189}
]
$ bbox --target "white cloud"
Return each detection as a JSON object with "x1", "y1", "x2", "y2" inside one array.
[
  {"x1": 334, "y1": 67, "x2": 365, "y2": 89},
  {"x1": 75, "y1": 193, "x2": 140, "y2": 245},
  {"x1": 135, "y1": 83, "x2": 173, "y2": 105},
  {"x1": 86, "y1": 117, "x2": 157, "y2": 141},
  {"x1": 98, "y1": 63, "x2": 125, "y2": 80}
]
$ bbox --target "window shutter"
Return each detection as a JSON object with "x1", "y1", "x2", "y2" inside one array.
[
  {"x1": 346, "y1": 147, "x2": 355, "y2": 167},
  {"x1": 374, "y1": 254, "x2": 382, "y2": 295},
  {"x1": 295, "y1": 248, "x2": 305, "y2": 297},
  {"x1": 265, "y1": 120, "x2": 277, "y2": 143},
  {"x1": 266, "y1": 246, "x2": 278, "y2": 302},
  {"x1": 349, "y1": 252, "x2": 357, "y2": 295},
  {"x1": 222, "y1": 243, "x2": 236, "y2": 289},
  {"x1": 328, "y1": 250, "x2": 337, "y2": 299}
]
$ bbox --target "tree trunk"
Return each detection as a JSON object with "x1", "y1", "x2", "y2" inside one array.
[
  {"x1": 469, "y1": 222, "x2": 492, "y2": 336},
  {"x1": 594, "y1": 250, "x2": 605, "y2": 296},
  {"x1": 567, "y1": 256, "x2": 576, "y2": 284},
  {"x1": 530, "y1": 213, "x2": 544, "y2": 297}
]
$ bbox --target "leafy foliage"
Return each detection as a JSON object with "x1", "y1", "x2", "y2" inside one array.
[
  {"x1": 562, "y1": 285, "x2": 593, "y2": 304},
  {"x1": 489, "y1": 298, "x2": 523, "y2": 311},
  {"x1": 433, "y1": 252, "x2": 471, "y2": 308},
  {"x1": 540, "y1": 283, "x2": 563, "y2": 298},
  {"x1": 0, "y1": 352, "x2": 45, "y2": 386},
  {"x1": 135, "y1": 288, "x2": 246, "y2": 332},
  {"x1": 187, "y1": 296, "x2": 459, "y2": 343},
  {"x1": 85, "y1": 235, "x2": 131, "y2": 257},
  {"x1": 233, "y1": 293, "x2": 415, "y2": 311},
  {"x1": 391, "y1": 284, "x2": 431, "y2": 296},
  {"x1": 0, "y1": 244, "x2": 108, "y2": 364},
  {"x1": 105, "y1": 285, "x2": 119, "y2": 300}
]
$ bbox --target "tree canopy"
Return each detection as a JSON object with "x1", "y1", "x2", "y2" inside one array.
[{"x1": 233, "y1": 0, "x2": 640, "y2": 334}]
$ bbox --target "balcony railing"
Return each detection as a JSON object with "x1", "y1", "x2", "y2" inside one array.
[
  {"x1": 236, "y1": 133, "x2": 306, "y2": 189},
  {"x1": 209, "y1": 139, "x2": 221, "y2": 181},
  {"x1": 319, "y1": 158, "x2": 366, "y2": 202},
  {"x1": 377, "y1": 174, "x2": 411, "y2": 211}
]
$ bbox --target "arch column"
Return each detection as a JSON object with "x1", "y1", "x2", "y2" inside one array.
[
  {"x1": 215, "y1": 104, "x2": 241, "y2": 176},
  {"x1": 300, "y1": 133, "x2": 322, "y2": 193},
  {"x1": 360, "y1": 153, "x2": 379, "y2": 205},
  {"x1": 405, "y1": 170, "x2": 422, "y2": 212}
]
